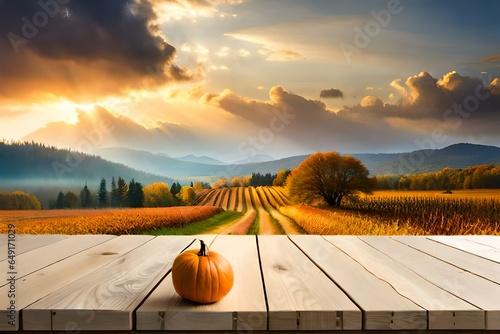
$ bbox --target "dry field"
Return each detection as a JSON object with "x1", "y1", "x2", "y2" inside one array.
[
  {"x1": 0, "y1": 206, "x2": 223, "y2": 234},
  {"x1": 346, "y1": 191, "x2": 500, "y2": 235},
  {"x1": 200, "y1": 188, "x2": 500, "y2": 235},
  {"x1": 2, "y1": 188, "x2": 498, "y2": 235},
  {"x1": 279, "y1": 205, "x2": 418, "y2": 235},
  {"x1": 196, "y1": 186, "x2": 303, "y2": 234},
  {"x1": 364, "y1": 189, "x2": 500, "y2": 199}
]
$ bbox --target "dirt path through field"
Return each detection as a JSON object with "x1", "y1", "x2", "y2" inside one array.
[
  {"x1": 225, "y1": 210, "x2": 257, "y2": 234},
  {"x1": 269, "y1": 210, "x2": 301, "y2": 234},
  {"x1": 201, "y1": 210, "x2": 257, "y2": 235},
  {"x1": 257, "y1": 209, "x2": 279, "y2": 234},
  {"x1": 195, "y1": 186, "x2": 296, "y2": 235},
  {"x1": 249, "y1": 187, "x2": 278, "y2": 234}
]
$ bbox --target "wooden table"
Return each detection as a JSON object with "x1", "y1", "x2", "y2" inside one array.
[{"x1": 0, "y1": 234, "x2": 499, "y2": 333}]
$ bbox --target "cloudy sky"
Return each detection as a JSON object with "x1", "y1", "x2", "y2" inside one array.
[{"x1": 1, "y1": 0, "x2": 500, "y2": 161}]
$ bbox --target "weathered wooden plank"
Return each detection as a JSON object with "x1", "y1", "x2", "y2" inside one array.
[
  {"x1": 393, "y1": 236, "x2": 500, "y2": 284},
  {"x1": 0, "y1": 235, "x2": 115, "y2": 288},
  {"x1": 364, "y1": 236, "x2": 500, "y2": 330},
  {"x1": 293, "y1": 235, "x2": 426, "y2": 330},
  {"x1": 429, "y1": 236, "x2": 500, "y2": 263},
  {"x1": 23, "y1": 236, "x2": 194, "y2": 331},
  {"x1": 335, "y1": 236, "x2": 483, "y2": 330},
  {"x1": 15, "y1": 234, "x2": 68, "y2": 254},
  {"x1": 136, "y1": 235, "x2": 267, "y2": 331},
  {"x1": 0, "y1": 233, "x2": 29, "y2": 248},
  {"x1": 0, "y1": 235, "x2": 153, "y2": 331},
  {"x1": 462, "y1": 235, "x2": 500, "y2": 250},
  {"x1": 260, "y1": 235, "x2": 361, "y2": 331},
  {"x1": 0, "y1": 235, "x2": 113, "y2": 330},
  {"x1": 0, "y1": 234, "x2": 67, "y2": 261}
]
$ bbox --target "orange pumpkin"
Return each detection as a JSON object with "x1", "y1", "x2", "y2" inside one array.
[{"x1": 171, "y1": 239, "x2": 234, "y2": 304}]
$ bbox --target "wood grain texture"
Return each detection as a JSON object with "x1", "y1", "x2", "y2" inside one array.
[
  {"x1": 462, "y1": 235, "x2": 500, "y2": 250},
  {"x1": 0, "y1": 234, "x2": 68, "y2": 260},
  {"x1": 429, "y1": 236, "x2": 500, "y2": 263},
  {"x1": 23, "y1": 236, "x2": 194, "y2": 331},
  {"x1": 0, "y1": 234, "x2": 497, "y2": 332},
  {"x1": 260, "y1": 235, "x2": 361, "y2": 330},
  {"x1": 9, "y1": 235, "x2": 153, "y2": 331},
  {"x1": 456, "y1": 235, "x2": 500, "y2": 249},
  {"x1": 393, "y1": 236, "x2": 500, "y2": 284},
  {"x1": 136, "y1": 235, "x2": 267, "y2": 331},
  {"x1": 364, "y1": 236, "x2": 500, "y2": 330},
  {"x1": 292, "y1": 235, "x2": 426, "y2": 330},
  {"x1": 336, "y1": 236, "x2": 483, "y2": 330},
  {"x1": 0, "y1": 235, "x2": 115, "y2": 289}
]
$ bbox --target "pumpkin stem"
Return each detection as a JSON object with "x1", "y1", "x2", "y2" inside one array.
[{"x1": 198, "y1": 239, "x2": 208, "y2": 256}]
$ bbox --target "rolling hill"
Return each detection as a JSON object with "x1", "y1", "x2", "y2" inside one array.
[
  {"x1": 95, "y1": 143, "x2": 500, "y2": 179},
  {"x1": 372, "y1": 143, "x2": 500, "y2": 175},
  {"x1": 3, "y1": 142, "x2": 500, "y2": 190},
  {"x1": 94, "y1": 147, "x2": 308, "y2": 179},
  {"x1": 0, "y1": 142, "x2": 175, "y2": 207}
]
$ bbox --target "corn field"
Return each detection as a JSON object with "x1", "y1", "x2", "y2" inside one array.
[
  {"x1": 3, "y1": 188, "x2": 498, "y2": 235},
  {"x1": 197, "y1": 187, "x2": 500, "y2": 235},
  {"x1": 344, "y1": 196, "x2": 500, "y2": 235},
  {"x1": 279, "y1": 205, "x2": 418, "y2": 235}
]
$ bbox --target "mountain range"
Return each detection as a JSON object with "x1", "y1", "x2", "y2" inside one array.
[
  {"x1": 97, "y1": 143, "x2": 500, "y2": 180},
  {"x1": 371, "y1": 143, "x2": 500, "y2": 175},
  {"x1": 3, "y1": 142, "x2": 500, "y2": 188}
]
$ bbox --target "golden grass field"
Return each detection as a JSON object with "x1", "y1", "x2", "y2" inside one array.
[
  {"x1": 0, "y1": 206, "x2": 223, "y2": 234},
  {"x1": 1, "y1": 188, "x2": 499, "y2": 235}
]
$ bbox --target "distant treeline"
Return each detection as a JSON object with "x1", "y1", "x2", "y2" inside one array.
[
  {"x1": 49, "y1": 177, "x2": 211, "y2": 209},
  {"x1": 214, "y1": 170, "x2": 291, "y2": 188},
  {"x1": 249, "y1": 172, "x2": 276, "y2": 186},
  {"x1": 376, "y1": 163, "x2": 500, "y2": 190},
  {"x1": 50, "y1": 176, "x2": 146, "y2": 209},
  {"x1": 0, "y1": 191, "x2": 41, "y2": 210}
]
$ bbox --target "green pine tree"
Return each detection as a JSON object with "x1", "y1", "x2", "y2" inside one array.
[
  {"x1": 98, "y1": 178, "x2": 108, "y2": 208},
  {"x1": 80, "y1": 183, "x2": 92, "y2": 208}
]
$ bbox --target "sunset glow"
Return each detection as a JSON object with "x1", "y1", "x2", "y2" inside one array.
[{"x1": 1, "y1": 0, "x2": 499, "y2": 161}]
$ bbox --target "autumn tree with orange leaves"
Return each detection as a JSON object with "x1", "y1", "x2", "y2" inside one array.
[{"x1": 287, "y1": 152, "x2": 374, "y2": 207}]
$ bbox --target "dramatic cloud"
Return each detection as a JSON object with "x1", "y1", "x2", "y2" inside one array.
[
  {"x1": 203, "y1": 85, "x2": 412, "y2": 154},
  {"x1": 0, "y1": 0, "x2": 192, "y2": 102},
  {"x1": 150, "y1": 0, "x2": 244, "y2": 20},
  {"x1": 5, "y1": 1, "x2": 500, "y2": 164},
  {"x1": 340, "y1": 71, "x2": 500, "y2": 137},
  {"x1": 19, "y1": 71, "x2": 500, "y2": 161},
  {"x1": 23, "y1": 105, "x2": 203, "y2": 155},
  {"x1": 320, "y1": 88, "x2": 344, "y2": 99},
  {"x1": 21, "y1": 102, "x2": 251, "y2": 160}
]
